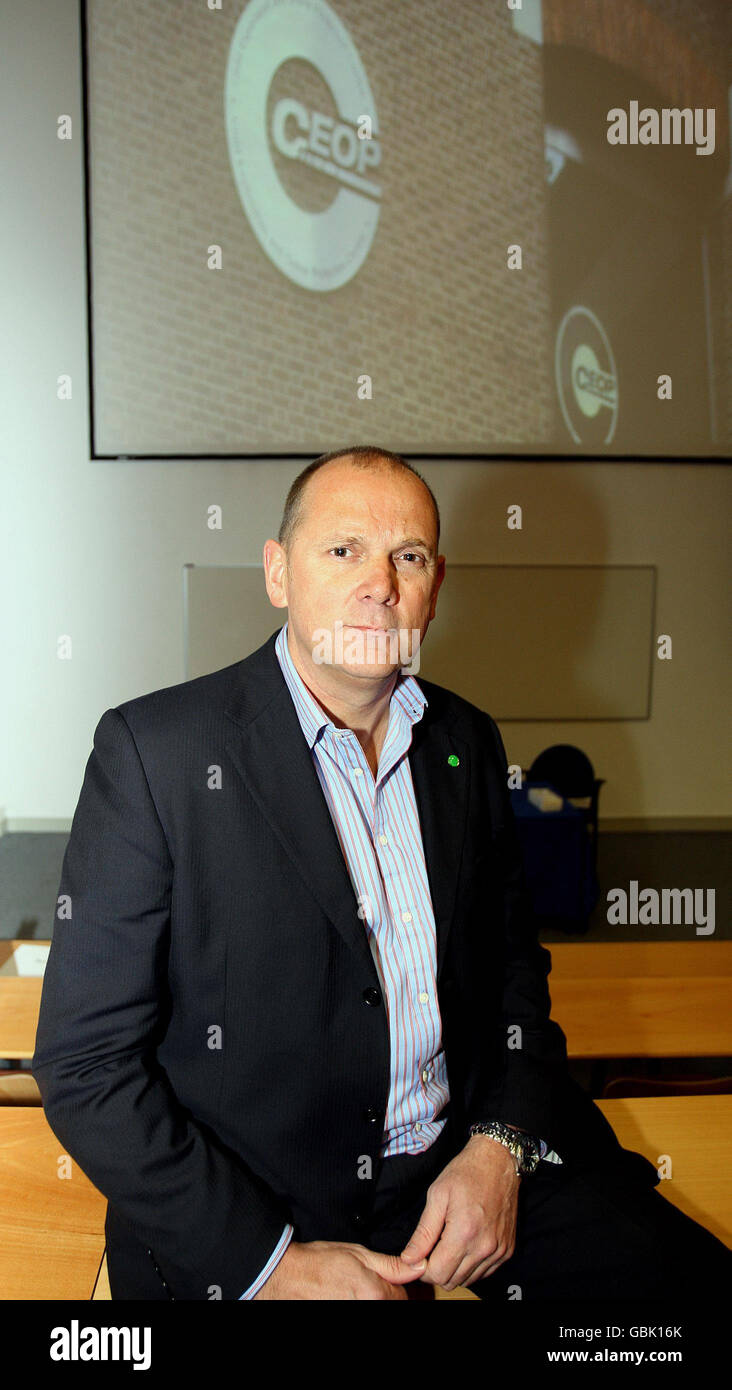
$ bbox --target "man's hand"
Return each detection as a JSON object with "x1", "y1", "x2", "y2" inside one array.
[
  {"x1": 399, "y1": 1135, "x2": 521, "y2": 1291},
  {"x1": 252, "y1": 1240, "x2": 427, "y2": 1300}
]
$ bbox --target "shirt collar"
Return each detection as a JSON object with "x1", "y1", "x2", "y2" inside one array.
[{"x1": 274, "y1": 620, "x2": 427, "y2": 751}]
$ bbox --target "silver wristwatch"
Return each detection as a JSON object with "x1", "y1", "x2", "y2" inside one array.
[{"x1": 468, "y1": 1120, "x2": 543, "y2": 1176}]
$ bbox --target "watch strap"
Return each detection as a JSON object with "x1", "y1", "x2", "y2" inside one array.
[{"x1": 468, "y1": 1120, "x2": 544, "y2": 1174}]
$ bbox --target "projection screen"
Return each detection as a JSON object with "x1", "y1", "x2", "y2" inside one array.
[{"x1": 83, "y1": 0, "x2": 732, "y2": 457}]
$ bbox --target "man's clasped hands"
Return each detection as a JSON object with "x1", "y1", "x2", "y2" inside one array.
[{"x1": 254, "y1": 1133, "x2": 520, "y2": 1300}]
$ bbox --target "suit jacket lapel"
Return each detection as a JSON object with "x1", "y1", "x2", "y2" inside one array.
[
  {"x1": 407, "y1": 708, "x2": 470, "y2": 979},
  {"x1": 224, "y1": 631, "x2": 470, "y2": 980}
]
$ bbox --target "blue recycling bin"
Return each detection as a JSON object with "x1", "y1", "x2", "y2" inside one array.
[{"x1": 509, "y1": 784, "x2": 599, "y2": 933}]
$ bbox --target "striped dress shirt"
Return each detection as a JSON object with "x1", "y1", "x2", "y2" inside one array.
[{"x1": 239, "y1": 621, "x2": 558, "y2": 1298}]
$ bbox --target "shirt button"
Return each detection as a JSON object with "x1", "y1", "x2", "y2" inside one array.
[
  {"x1": 415, "y1": 1123, "x2": 422, "y2": 1132},
  {"x1": 401, "y1": 912, "x2": 412, "y2": 923},
  {"x1": 378, "y1": 834, "x2": 388, "y2": 846},
  {"x1": 421, "y1": 1068, "x2": 430, "y2": 1083},
  {"x1": 353, "y1": 768, "x2": 363, "y2": 777},
  {"x1": 419, "y1": 991, "x2": 429, "y2": 1004}
]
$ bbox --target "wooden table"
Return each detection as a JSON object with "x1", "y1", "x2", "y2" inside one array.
[
  {"x1": 2, "y1": 936, "x2": 731, "y2": 1121},
  {"x1": 0, "y1": 939, "x2": 50, "y2": 1062},
  {"x1": 2, "y1": 1096, "x2": 727, "y2": 1301},
  {"x1": 436, "y1": 1093, "x2": 732, "y2": 1299},
  {"x1": 0, "y1": 1106, "x2": 107, "y2": 1299},
  {"x1": 548, "y1": 941, "x2": 732, "y2": 1058},
  {"x1": 0, "y1": 978, "x2": 45, "y2": 1060},
  {"x1": 4, "y1": 940, "x2": 730, "y2": 1063}
]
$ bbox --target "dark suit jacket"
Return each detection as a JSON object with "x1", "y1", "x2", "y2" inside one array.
[{"x1": 33, "y1": 627, "x2": 623, "y2": 1299}]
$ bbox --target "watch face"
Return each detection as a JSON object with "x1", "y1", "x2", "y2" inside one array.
[{"x1": 520, "y1": 1138, "x2": 542, "y2": 1172}]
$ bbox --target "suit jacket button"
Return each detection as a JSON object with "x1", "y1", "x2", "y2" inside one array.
[
  {"x1": 364, "y1": 1106, "x2": 379, "y2": 1123},
  {"x1": 362, "y1": 987, "x2": 381, "y2": 1006}
]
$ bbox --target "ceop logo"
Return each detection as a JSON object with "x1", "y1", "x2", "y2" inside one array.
[
  {"x1": 225, "y1": 0, "x2": 381, "y2": 291},
  {"x1": 555, "y1": 306, "x2": 618, "y2": 444}
]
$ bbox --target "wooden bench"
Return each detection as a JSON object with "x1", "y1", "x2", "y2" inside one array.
[{"x1": 1, "y1": 1097, "x2": 728, "y2": 1300}]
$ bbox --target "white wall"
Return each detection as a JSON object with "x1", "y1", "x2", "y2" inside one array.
[{"x1": 1, "y1": 0, "x2": 730, "y2": 826}]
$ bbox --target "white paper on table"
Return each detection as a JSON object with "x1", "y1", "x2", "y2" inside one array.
[
  {"x1": 527, "y1": 786, "x2": 565, "y2": 813},
  {"x1": 0, "y1": 942, "x2": 50, "y2": 976}
]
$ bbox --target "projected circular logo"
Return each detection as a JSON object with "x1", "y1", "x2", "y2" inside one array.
[
  {"x1": 225, "y1": 0, "x2": 381, "y2": 291},
  {"x1": 555, "y1": 306, "x2": 618, "y2": 445}
]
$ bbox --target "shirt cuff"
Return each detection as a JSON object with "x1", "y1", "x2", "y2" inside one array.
[{"x1": 238, "y1": 1223, "x2": 294, "y2": 1299}]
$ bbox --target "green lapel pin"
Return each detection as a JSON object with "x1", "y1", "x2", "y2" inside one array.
[{"x1": 448, "y1": 754, "x2": 460, "y2": 766}]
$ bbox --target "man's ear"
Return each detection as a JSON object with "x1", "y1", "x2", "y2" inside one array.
[{"x1": 263, "y1": 538, "x2": 289, "y2": 609}]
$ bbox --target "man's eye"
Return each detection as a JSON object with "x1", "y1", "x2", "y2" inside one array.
[{"x1": 328, "y1": 547, "x2": 424, "y2": 562}]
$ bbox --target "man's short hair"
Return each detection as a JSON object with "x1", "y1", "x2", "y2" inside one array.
[{"x1": 277, "y1": 445, "x2": 441, "y2": 553}]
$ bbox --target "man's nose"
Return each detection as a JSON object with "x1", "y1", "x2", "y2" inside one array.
[{"x1": 356, "y1": 558, "x2": 398, "y2": 602}]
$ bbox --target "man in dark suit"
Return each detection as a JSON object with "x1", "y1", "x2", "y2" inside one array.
[{"x1": 33, "y1": 446, "x2": 731, "y2": 1301}]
